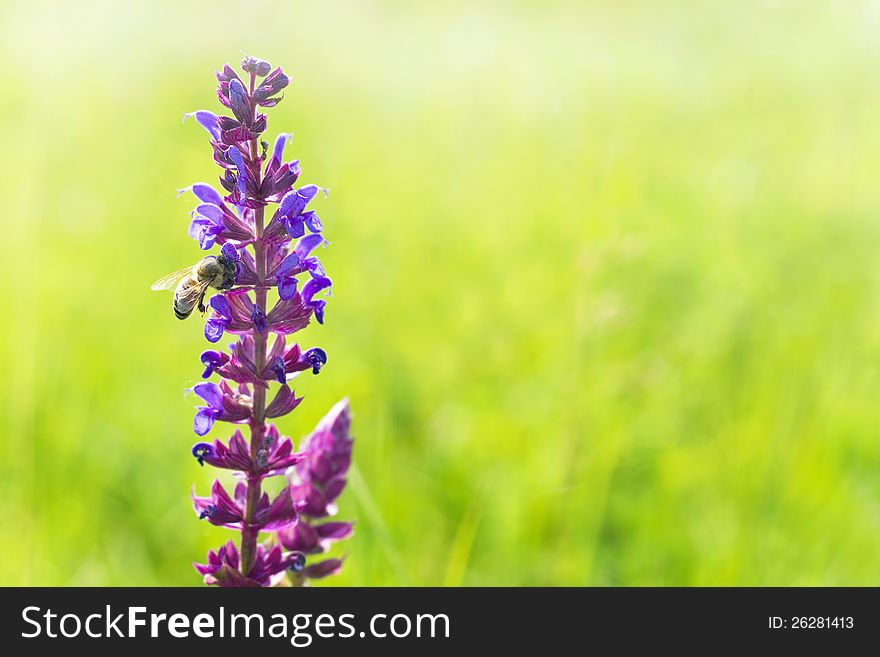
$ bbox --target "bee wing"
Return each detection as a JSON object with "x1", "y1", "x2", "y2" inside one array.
[
  {"x1": 150, "y1": 266, "x2": 195, "y2": 291},
  {"x1": 177, "y1": 279, "x2": 211, "y2": 307}
]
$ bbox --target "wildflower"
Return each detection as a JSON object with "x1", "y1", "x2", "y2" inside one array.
[
  {"x1": 190, "y1": 381, "x2": 251, "y2": 436},
  {"x1": 191, "y1": 479, "x2": 297, "y2": 531},
  {"x1": 195, "y1": 541, "x2": 305, "y2": 587},
  {"x1": 163, "y1": 57, "x2": 352, "y2": 586},
  {"x1": 199, "y1": 350, "x2": 229, "y2": 378}
]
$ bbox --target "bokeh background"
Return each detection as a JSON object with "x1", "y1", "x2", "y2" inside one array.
[{"x1": 2, "y1": 0, "x2": 880, "y2": 586}]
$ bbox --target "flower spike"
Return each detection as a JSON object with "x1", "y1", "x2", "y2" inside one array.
[{"x1": 162, "y1": 57, "x2": 352, "y2": 587}]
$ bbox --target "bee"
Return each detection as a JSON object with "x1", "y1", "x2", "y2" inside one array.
[{"x1": 151, "y1": 254, "x2": 238, "y2": 319}]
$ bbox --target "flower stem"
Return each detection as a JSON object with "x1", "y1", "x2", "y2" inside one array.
[{"x1": 240, "y1": 72, "x2": 266, "y2": 576}]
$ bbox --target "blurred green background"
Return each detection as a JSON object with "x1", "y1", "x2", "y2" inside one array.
[{"x1": 2, "y1": 0, "x2": 880, "y2": 586}]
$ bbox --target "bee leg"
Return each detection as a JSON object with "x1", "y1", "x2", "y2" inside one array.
[{"x1": 198, "y1": 291, "x2": 207, "y2": 315}]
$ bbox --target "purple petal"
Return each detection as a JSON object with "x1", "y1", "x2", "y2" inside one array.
[
  {"x1": 209, "y1": 294, "x2": 232, "y2": 318},
  {"x1": 191, "y1": 442, "x2": 215, "y2": 466},
  {"x1": 278, "y1": 276, "x2": 298, "y2": 301},
  {"x1": 268, "y1": 133, "x2": 292, "y2": 173},
  {"x1": 226, "y1": 147, "x2": 248, "y2": 197},
  {"x1": 315, "y1": 521, "x2": 354, "y2": 541},
  {"x1": 183, "y1": 110, "x2": 221, "y2": 140},
  {"x1": 304, "y1": 347, "x2": 327, "y2": 374},
  {"x1": 251, "y1": 304, "x2": 267, "y2": 334},
  {"x1": 193, "y1": 382, "x2": 224, "y2": 408},
  {"x1": 200, "y1": 233, "x2": 217, "y2": 250},
  {"x1": 299, "y1": 256, "x2": 324, "y2": 279},
  {"x1": 291, "y1": 482, "x2": 333, "y2": 517},
  {"x1": 284, "y1": 215, "x2": 305, "y2": 239},
  {"x1": 194, "y1": 408, "x2": 221, "y2": 436},
  {"x1": 179, "y1": 183, "x2": 225, "y2": 206},
  {"x1": 294, "y1": 234, "x2": 324, "y2": 259},
  {"x1": 220, "y1": 242, "x2": 240, "y2": 262},
  {"x1": 303, "y1": 559, "x2": 344, "y2": 579},
  {"x1": 189, "y1": 221, "x2": 221, "y2": 250},
  {"x1": 194, "y1": 203, "x2": 226, "y2": 225},
  {"x1": 301, "y1": 276, "x2": 332, "y2": 305},
  {"x1": 302, "y1": 211, "x2": 323, "y2": 233},
  {"x1": 276, "y1": 252, "x2": 301, "y2": 278},
  {"x1": 269, "y1": 356, "x2": 286, "y2": 384},
  {"x1": 200, "y1": 349, "x2": 228, "y2": 377},
  {"x1": 187, "y1": 217, "x2": 208, "y2": 241},
  {"x1": 278, "y1": 184, "x2": 318, "y2": 219},
  {"x1": 253, "y1": 67, "x2": 290, "y2": 102},
  {"x1": 228, "y1": 78, "x2": 252, "y2": 125},
  {"x1": 241, "y1": 56, "x2": 272, "y2": 77},
  {"x1": 312, "y1": 299, "x2": 326, "y2": 324},
  {"x1": 204, "y1": 318, "x2": 226, "y2": 343}
]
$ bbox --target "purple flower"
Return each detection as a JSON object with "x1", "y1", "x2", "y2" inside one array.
[
  {"x1": 228, "y1": 78, "x2": 252, "y2": 126},
  {"x1": 226, "y1": 146, "x2": 249, "y2": 201},
  {"x1": 304, "y1": 348, "x2": 328, "y2": 374},
  {"x1": 192, "y1": 383, "x2": 224, "y2": 435},
  {"x1": 270, "y1": 235, "x2": 331, "y2": 317},
  {"x1": 195, "y1": 541, "x2": 304, "y2": 588},
  {"x1": 287, "y1": 345, "x2": 327, "y2": 375},
  {"x1": 188, "y1": 205, "x2": 225, "y2": 250},
  {"x1": 220, "y1": 242, "x2": 240, "y2": 264},
  {"x1": 192, "y1": 479, "x2": 297, "y2": 531},
  {"x1": 190, "y1": 381, "x2": 251, "y2": 435},
  {"x1": 302, "y1": 276, "x2": 332, "y2": 324},
  {"x1": 279, "y1": 185, "x2": 321, "y2": 237},
  {"x1": 264, "y1": 342, "x2": 328, "y2": 381},
  {"x1": 205, "y1": 295, "x2": 232, "y2": 343},
  {"x1": 191, "y1": 425, "x2": 303, "y2": 476},
  {"x1": 180, "y1": 184, "x2": 255, "y2": 244},
  {"x1": 191, "y1": 480, "x2": 244, "y2": 527},
  {"x1": 253, "y1": 67, "x2": 290, "y2": 105},
  {"x1": 200, "y1": 349, "x2": 230, "y2": 378},
  {"x1": 167, "y1": 57, "x2": 351, "y2": 587},
  {"x1": 275, "y1": 253, "x2": 300, "y2": 301},
  {"x1": 241, "y1": 56, "x2": 272, "y2": 78}
]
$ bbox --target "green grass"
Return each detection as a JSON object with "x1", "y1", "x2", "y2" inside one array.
[{"x1": 2, "y1": 0, "x2": 880, "y2": 586}]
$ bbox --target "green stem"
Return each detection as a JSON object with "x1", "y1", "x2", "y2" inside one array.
[{"x1": 239, "y1": 72, "x2": 267, "y2": 577}]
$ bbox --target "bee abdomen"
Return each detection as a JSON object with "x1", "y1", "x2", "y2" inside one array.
[{"x1": 172, "y1": 275, "x2": 201, "y2": 320}]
